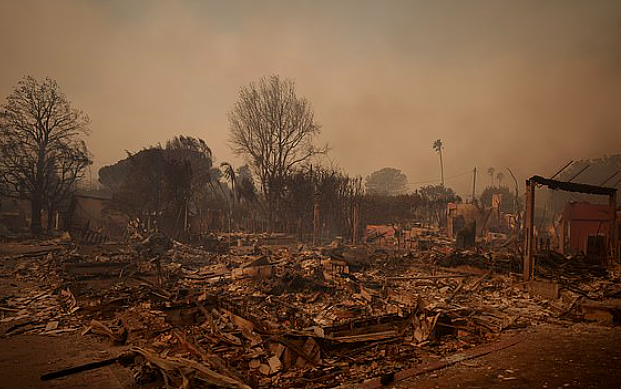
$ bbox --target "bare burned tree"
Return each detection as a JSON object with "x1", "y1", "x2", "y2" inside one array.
[
  {"x1": 228, "y1": 75, "x2": 326, "y2": 228},
  {"x1": 0, "y1": 76, "x2": 91, "y2": 233}
]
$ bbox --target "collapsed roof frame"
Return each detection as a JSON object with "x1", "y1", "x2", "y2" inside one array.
[{"x1": 523, "y1": 175, "x2": 618, "y2": 280}]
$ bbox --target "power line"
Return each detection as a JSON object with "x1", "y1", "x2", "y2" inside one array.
[
  {"x1": 550, "y1": 160, "x2": 573, "y2": 180},
  {"x1": 406, "y1": 169, "x2": 473, "y2": 186},
  {"x1": 567, "y1": 164, "x2": 590, "y2": 182},
  {"x1": 600, "y1": 171, "x2": 620, "y2": 186}
]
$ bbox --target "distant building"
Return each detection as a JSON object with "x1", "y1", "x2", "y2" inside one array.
[
  {"x1": 0, "y1": 196, "x2": 29, "y2": 232},
  {"x1": 64, "y1": 191, "x2": 127, "y2": 238}
]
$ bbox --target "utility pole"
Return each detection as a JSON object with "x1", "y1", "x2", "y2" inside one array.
[
  {"x1": 311, "y1": 164, "x2": 319, "y2": 246},
  {"x1": 313, "y1": 198, "x2": 320, "y2": 246},
  {"x1": 523, "y1": 179, "x2": 536, "y2": 280},
  {"x1": 352, "y1": 203, "x2": 360, "y2": 245},
  {"x1": 472, "y1": 167, "x2": 477, "y2": 202}
]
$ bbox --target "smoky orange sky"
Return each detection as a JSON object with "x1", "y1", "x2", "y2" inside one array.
[{"x1": 1, "y1": 0, "x2": 621, "y2": 199}]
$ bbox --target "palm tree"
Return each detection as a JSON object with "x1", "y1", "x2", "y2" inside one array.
[
  {"x1": 496, "y1": 172, "x2": 505, "y2": 187},
  {"x1": 487, "y1": 167, "x2": 495, "y2": 187},
  {"x1": 433, "y1": 139, "x2": 445, "y2": 187},
  {"x1": 220, "y1": 162, "x2": 237, "y2": 203}
]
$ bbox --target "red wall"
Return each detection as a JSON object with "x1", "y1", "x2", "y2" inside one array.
[{"x1": 564, "y1": 203, "x2": 613, "y2": 254}]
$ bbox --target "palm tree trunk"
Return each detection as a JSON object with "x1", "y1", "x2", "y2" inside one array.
[{"x1": 439, "y1": 149, "x2": 445, "y2": 187}]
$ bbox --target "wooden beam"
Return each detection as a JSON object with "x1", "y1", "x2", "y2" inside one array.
[
  {"x1": 610, "y1": 192, "x2": 618, "y2": 264},
  {"x1": 529, "y1": 175, "x2": 616, "y2": 196},
  {"x1": 352, "y1": 203, "x2": 360, "y2": 245},
  {"x1": 523, "y1": 179, "x2": 536, "y2": 280}
]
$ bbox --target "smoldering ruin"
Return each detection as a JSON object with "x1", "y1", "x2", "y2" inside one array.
[{"x1": 1, "y1": 1, "x2": 621, "y2": 389}]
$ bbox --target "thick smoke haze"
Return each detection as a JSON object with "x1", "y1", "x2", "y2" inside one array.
[{"x1": 1, "y1": 0, "x2": 621, "y2": 198}]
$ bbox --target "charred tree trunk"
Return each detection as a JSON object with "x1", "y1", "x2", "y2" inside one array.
[
  {"x1": 30, "y1": 144, "x2": 46, "y2": 234},
  {"x1": 46, "y1": 204, "x2": 55, "y2": 232},
  {"x1": 30, "y1": 196, "x2": 43, "y2": 234}
]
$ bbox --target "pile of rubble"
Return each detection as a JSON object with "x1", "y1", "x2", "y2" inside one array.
[{"x1": 0, "y1": 233, "x2": 619, "y2": 388}]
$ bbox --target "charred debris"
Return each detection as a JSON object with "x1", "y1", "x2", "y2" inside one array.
[
  {"x1": 1, "y1": 77, "x2": 621, "y2": 388},
  {"x1": 1, "y1": 182, "x2": 621, "y2": 389}
]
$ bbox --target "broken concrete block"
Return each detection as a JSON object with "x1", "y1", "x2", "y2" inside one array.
[
  {"x1": 268, "y1": 356, "x2": 282, "y2": 373},
  {"x1": 259, "y1": 363, "x2": 271, "y2": 376}
]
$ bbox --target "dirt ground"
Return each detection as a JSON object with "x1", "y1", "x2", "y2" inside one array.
[
  {"x1": 396, "y1": 324, "x2": 621, "y2": 389},
  {"x1": 0, "y1": 334, "x2": 132, "y2": 389},
  {"x1": 0, "y1": 324, "x2": 620, "y2": 389}
]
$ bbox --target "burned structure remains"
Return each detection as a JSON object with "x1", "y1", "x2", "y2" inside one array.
[
  {"x1": 2, "y1": 5, "x2": 621, "y2": 384},
  {"x1": 1, "y1": 160, "x2": 620, "y2": 388}
]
